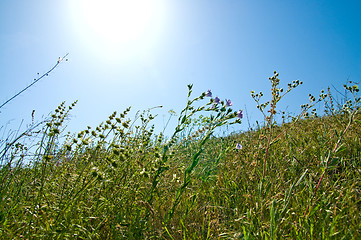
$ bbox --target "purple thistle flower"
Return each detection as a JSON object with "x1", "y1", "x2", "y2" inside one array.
[
  {"x1": 237, "y1": 110, "x2": 243, "y2": 119},
  {"x1": 213, "y1": 96, "x2": 221, "y2": 104},
  {"x1": 225, "y1": 99, "x2": 233, "y2": 107},
  {"x1": 206, "y1": 89, "x2": 212, "y2": 97},
  {"x1": 236, "y1": 143, "x2": 243, "y2": 150}
]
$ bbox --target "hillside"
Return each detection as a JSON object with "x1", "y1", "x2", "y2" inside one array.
[{"x1": 0, "y1": 80, "x2": 360, "y2": 239}]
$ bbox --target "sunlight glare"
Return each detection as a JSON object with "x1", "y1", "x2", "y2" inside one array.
[
  {"x1": 81, "y1": 0, "x2": 153, "y2": 44},
  {"x1": 68, "y1": 0, "x2": 166, "y2": 61}
]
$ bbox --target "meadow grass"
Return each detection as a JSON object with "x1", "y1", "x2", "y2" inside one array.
[{"x1": 0, "y1": 73, "x2": 360, "y2": 239}]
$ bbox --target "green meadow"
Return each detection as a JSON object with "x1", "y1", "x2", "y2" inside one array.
[{"x1": 1, "y1": 72, "x2": 360, "y2": 239}]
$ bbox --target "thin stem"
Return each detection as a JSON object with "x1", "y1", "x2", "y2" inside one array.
[
  {"x1": 263, "y1": 125, "x2": 273, "y2": 179},
  {"x1": 305, "y1": 97, "x2": 357, "y2": 216},
  {"x1": 0, "y1": 53, "x2": 69, "y2": 110}
]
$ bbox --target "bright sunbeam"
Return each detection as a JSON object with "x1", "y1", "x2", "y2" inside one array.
[{"x1": 67, "y1": 0, "x2": 166, "y2": 61}]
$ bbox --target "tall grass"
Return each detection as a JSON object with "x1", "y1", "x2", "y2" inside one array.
[{"x1": 0, "y1": 73, "x2": 360, "y2": 239}]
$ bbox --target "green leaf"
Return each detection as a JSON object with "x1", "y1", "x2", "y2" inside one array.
[
  {"x1": 296, "y1": 169, "x2": 308, "y2": 187},
  {"x1": 181, "y1": 116, "x2": 186, "y2": 124},
  {"x1": 327, "y1": 157, "x2": 339, "y2": 170},
  {"x1": 334, "y1": 143, "x2": 346, "y2": 154}
]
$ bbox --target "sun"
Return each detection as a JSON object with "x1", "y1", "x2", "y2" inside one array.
[
  {"x1": 67, "y1": 0, "x2": 166, "y2": 60},
  {"x1": 79, "y1": 0, "x2": 154, "y2": 44}
]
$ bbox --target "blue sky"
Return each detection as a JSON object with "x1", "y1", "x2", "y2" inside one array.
[{"x1": 1, "y1": 0, "x2": 360, "y2": 136}]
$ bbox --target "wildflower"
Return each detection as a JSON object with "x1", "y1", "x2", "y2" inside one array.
[
  {"x1": 225, "y1": 99, "x2": 233, "y2": 107},
  {"x1": 237, "y1": 110, "x2": 243, "y2": 119},
  {"x1": 210, "y1": 104, "x2": 216, "y2": 109},
  {"x1": 206, "y1": 89, "x2": 212, "y2": 97},
  {"x1": 236, "y1": 143, "x2": 243, "y2": 150},
  {"x1": 214, "y1": 96, "x2": 221, "y2": 104}
]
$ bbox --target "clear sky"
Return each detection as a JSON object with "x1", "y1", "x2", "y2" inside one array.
[{"x1": 1, "y1": 0, "x2": 360, "y2": 136}]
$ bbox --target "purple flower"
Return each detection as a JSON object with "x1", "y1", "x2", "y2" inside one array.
[
  {"x1": 236, "y1": 143, "x2": 243, "y2": 150},
  {"x1": 237, "y1": 110, "x2": 243, "y2": 119},
  {"x1": 210, "y1": 104, "x2": 216, "y2": 109},
  {"x1": 213, "y1": 96, "x2": 221, "y2": 104},
  {"x1": 225, "y1": 99, "x2": 233, "y2": 107},
  {"x1": 206, "y1": 89, "x2": 212, "y2": 97}
]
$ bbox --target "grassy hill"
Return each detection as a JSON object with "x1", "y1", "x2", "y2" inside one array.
[{"x1": 1, "y1": 74, "x2": 360, "y2": 239}]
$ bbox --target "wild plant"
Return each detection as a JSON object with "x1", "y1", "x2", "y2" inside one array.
[
  {"x1": 251, "y1": 71, "x2": 327, "y2": 179},
  {"x1": 0, "y1": 54, "x2": 69, "y2": 111},
  {"x1": 163, "y1": 85, "x2": 242, "y2": 223},
  {"x1": 304, "y1": 82, "x2": 360, "y2": 216}
]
